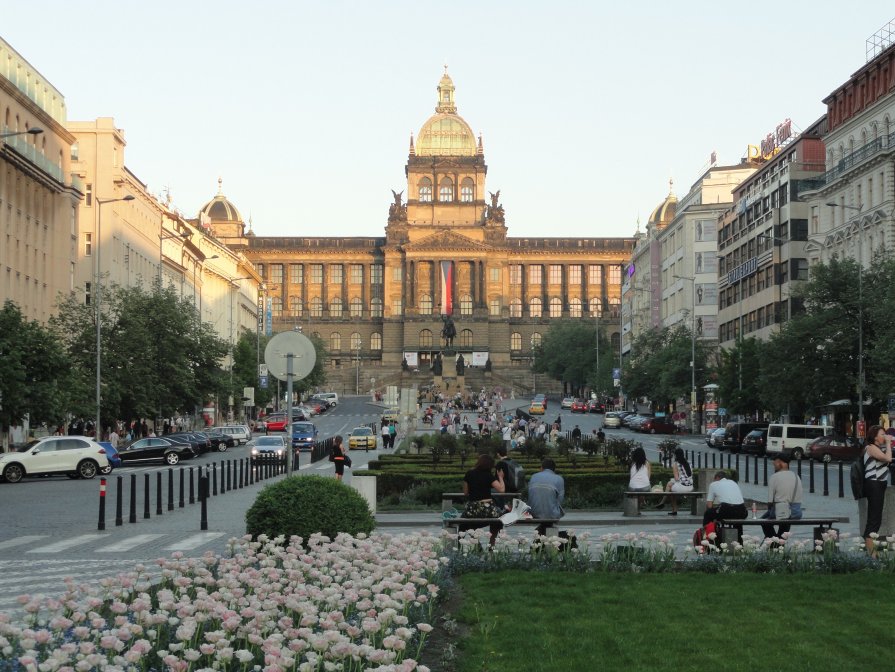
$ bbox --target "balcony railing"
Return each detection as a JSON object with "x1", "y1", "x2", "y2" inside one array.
[
  {"x1": 2, "y1": 127, "x2": 64, "y2": 182},
  {"x1": 796, "y1": 131, "x2": 895, "y2": 195}
]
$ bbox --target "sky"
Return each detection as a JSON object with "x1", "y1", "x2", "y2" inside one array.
[{"x1": 3, "y1": 1, "x2": 895, "y2": 239}]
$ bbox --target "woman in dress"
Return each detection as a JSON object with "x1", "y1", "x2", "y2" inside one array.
[
  {"x1": 863, "y1": 425, "x2": 892, "y2": 554},
  {"x1": 461, "y1": 453, "x2": 506, "y2": 545},
  {"x1": 331, "y1": 435, "x2": 347, "y2": 481},
  {"x1": 660, "y1": 447, "x2": 694, "y2": 515}
]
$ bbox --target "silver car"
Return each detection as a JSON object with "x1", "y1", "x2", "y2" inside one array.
[{"x1": 603, "y1": 412, "x2": 622, "y2": 429}]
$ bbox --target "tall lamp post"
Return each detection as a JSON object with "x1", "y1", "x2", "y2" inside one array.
[
  {"x1": 827, "y1": 202, "x2": 865, "y2": 430},
  {"x1": 1, "y1": 127, "x2": 43, "y2": 139},
  {"x1": 673, "y1": 275, "x2": 697, "y2": 433},
  {"x1": 95, "y1": 195, "x2": 135, "y2": 439},
  {"x1": 228, "y1": 276, "x2": 256, "y2": 421},
  {"x1": 355, "y1": 342, "x2": 362, "y2": 395},
  {"x1": 530, "y1": 335, "x2": 537, "y2": 395}
]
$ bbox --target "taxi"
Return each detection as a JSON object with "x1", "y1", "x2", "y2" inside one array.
[{"x1": 348, "y1": 426, "x2": 377, "y2": 450}]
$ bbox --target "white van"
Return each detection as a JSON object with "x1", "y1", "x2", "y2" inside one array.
[
  {"x1": 211, "y1": 425, "x2": 252, "y2": 445},
  {"x1": 766, "y1": 424, "x2": 833, "y2": 459},
  {"x1": 312, "y1": 392, "x2": 339, "y2": 406}
]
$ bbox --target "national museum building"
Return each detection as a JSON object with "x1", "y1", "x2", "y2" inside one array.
[{"x1": 204, "y1": 72, "x2": 634, "y2": 393}]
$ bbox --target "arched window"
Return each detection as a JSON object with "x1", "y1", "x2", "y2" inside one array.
[
  {"x1": 590, "y1": 297, "x2": 603, "y2": 316},
  {"x1": 569, "y1": 297, "x2": 582, "y2": 318},
  {"x1": 371, "y1": 332, "x2": 382, "y2": 351},
  {"x1": 460, "y1": 329, "x2": 473, "y2": 347},
  {"x1": 549, "y1": 297, "x2": 562, "y2": 318},
  {"x1": 861, "y1": 129, "x2": 867, "y2": 146},
  {"x1": 460, "y1": 177, "x2": 474, "y2": 202},
  {"x1": 350, "y1": 332, "x2": 362, "y2": 350},
  {"x1": 511, "y1": 332, "x2": 522, "y2": 350},
  {"x1": 310, "y1": 297, "x2": 323, "y2": 318},
  {"x1": 419, "y1": 329, "x2": 433, "y2": 348},
  {"x1": 530, "y1": 297, "x2": 542, "y2": 318},
  {"x1": 330, "y1": 297, "x2": 343, "y2": 318},
  {"x1": 289, "y1": 296, "x2": 303, "y2": 317},
  {"x1": 531, "y1": 332, "x2": 542, "y2": 347},
  {"x1": 510, "y1": 298, "x2": 522, "y2": 318},
  {"x1": 459, "y1": 294, "x2": 473, "y2": 316},
  {"x1": 439, "y1": 177, "x2": 454, "y2": 202},
  {"x1": 418, "y1": 177, "x2": 432, "y2": 203},
  {"x1": 330, "y1": 332, "x2": 342, "y2": 352},
  {"x1": 349, "y1": 297, "x2": 363, "y2": 318},
  {"x1": 272, "y1": 297, "x2": 283, "y2": 317},
  {"x1": 419, "y1": 294, "x2": 433, "y2": 314},
  {"x1": 370, "y1": 297, "x2": 383, "y2": 318}
]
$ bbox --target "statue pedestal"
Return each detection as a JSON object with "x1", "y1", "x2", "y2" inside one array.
[
  {"x1": 456, "y1": 375, "x2": 465, "y2": 391},
  {"x1": 434, "y1": 375, "x2": 443, "y2": 389}
]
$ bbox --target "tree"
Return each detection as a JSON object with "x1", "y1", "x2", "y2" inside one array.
[
  {"x1": 532, "y1": 322, "x2": 597, "y2": 394},
  {"x1": 715, "y1": 337, "x2": 765, "y2": 416}
]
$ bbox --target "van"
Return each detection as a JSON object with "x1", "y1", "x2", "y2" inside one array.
[
  {"x1": 766, "y1": 424, "x2": 833, "y2": 459},
  {"x1": 312, "y1": 392, "x2": 339, "y2": 406},
  {"x1": 721, "y1": 422, "x2": 769, "y2": 452},
  {"x1": 211, "y1": 425, "x2": 252, "y2": 445}
]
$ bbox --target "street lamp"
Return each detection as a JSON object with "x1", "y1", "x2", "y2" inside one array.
[
  {"x1": 0, "y1": 127, "x2": 43, "y2": 139},
  {"x1": 826, "y1": 201, "x2": 865, "y2": 430},
  {"x1": 355, "y1": 342, "x2": 362, "y2": 395},
  {"x1": 95, "y1": 194, "x2": 135, "y2": 440},
  {"x1": 158, "y1": 229, "x2": 191, "y2": 286},
  {"x1": 673, "y1": 274, "x2": 697, "y2": 433},
  {"x1": 530, "y1": 335, "x2": 537, "y2": 394}
]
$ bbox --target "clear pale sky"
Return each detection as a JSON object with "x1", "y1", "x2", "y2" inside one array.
[{"x1": 4, "y1": 1, "x2": 894, "y2": 238}]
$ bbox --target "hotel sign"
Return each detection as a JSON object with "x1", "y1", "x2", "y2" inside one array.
[
  {"x1": 726, "y1": 256, "x2": 759, "y2": 285},
  {"x1": 747, "y1": 118, "x2": 793, "y2": 162}
]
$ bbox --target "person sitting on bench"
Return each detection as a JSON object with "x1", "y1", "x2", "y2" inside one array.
[
  {"x1": 528, "y1": 458, "x2": 565, "y2": 536},
  {"x1": 703, "y1": 471, "x2": 747, "y2": 525},
  {"x1": 761, "y1": 453, "x2": 803, "y2": 539}
]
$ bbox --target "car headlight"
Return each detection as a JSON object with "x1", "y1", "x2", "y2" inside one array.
[{"x1": 251, "y1": 448, "x2": 258, "y2": 455}]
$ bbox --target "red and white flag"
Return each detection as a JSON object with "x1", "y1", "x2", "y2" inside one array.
[{"x1": 440, "y1": 261, "x2": 454, "y2": 315}]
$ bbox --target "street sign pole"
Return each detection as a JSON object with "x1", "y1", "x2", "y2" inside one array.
[{"x1": 286, "y1": 352, "x2": 294, "y2": 476}]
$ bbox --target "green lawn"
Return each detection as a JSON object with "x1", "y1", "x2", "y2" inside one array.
[{"x1": 453, "y1": 572, "x2": 881, "y2": 671}]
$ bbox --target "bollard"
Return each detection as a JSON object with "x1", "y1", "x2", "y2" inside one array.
[
  {"x1": 199, "y1": 475, "x2": 209, "y2": 531},
  {"x1": 129, "y1": 474, "x2": 137, "y2": 524},
  {"x1": 239, "y1": 458, "x2": 244, "y2": 488},
  {"x1": 823, "y1": 460, "x2": 829, "y2": 496},
  {"x1": 97, "y1": 477, "x2": 107, "y2": 531},
  {"x1": 227, "y1": 460, "x2": 232, "y2": 491},
  {"x1": 249, "y1": 458, "x2": 254, "y2": 485},
  {"x1": 168, "y1": 468, "x2": 174, "y2": 511},
  {"x1": 179, "y1": 468, "x2": 185, "y2": 508},
  {"x1": 809, "y1": 459, "x2": 815, "y2": 494},
  {"x1": 753, "y1": 455, "x2": 758, "y2": 485},
  {"x1": 734, "y1": 454, "x2": 739, "y2": 475},
  {"x1": 212, "y1": 462, "x2": 218, "y2": 496},
  {"x1": 797, "y1": 457, "x2": 802, "y2": 478},
  {"x1": 763, "y1": 456, "x2": 768, "y2": 487},
  {"x1": 221, "y1": 460, "x2": 227, "y2": 493},
  {"x1": 838, "y1": 461, "x2": 845, "y2": 498},
  {"x1": 143, "y1": 473, "x2": 151, "y2": 519},
  {"x1": 697, "y1": 452, "x2": 702, "y2": 469},
  {"x1": 156, "y1": 472, "x2": 163, "y2": 516},
  {"x1": 189, "y1": 467, "x2": 195, "y2": 505},
  {"x1": 744, "y1": 454, "x2": 749, "y2": 483},
  {"x1": 115, "y1": 475, "x2": 124, "y2": 526},
  {"x1": 712, "y1": 453, "x2": 716, "y2": 469}
]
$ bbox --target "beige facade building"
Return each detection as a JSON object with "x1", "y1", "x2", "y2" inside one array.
[
  {"x1": 0, "y1": 37, "x2": 81, "y2": 322},
  {"x1": 207, "y1": 72, "x2": 634, "y2": 395}
]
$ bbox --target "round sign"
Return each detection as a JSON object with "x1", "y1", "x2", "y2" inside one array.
[{"x1": 264, "y1": 331, "x2": 316, "y2": 381}]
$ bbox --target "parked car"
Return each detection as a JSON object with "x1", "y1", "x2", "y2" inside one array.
[
  {"x1": 561, "y1": 397, "x2": 575, "y2": 409},
  {"x1": 263, "y1": 414, "x2": 289, "y2": 432},
  {"x1": 588, "y1": 400, "x2": 605, "y2": 413},
  {"x1": 97, "y1": 442, "x2": 122, "y2": 474},
  {"x1": 806, "y1": 434, "x2": 862, "y2": 462},
  {"x1": 211, "y1": 425, "x2": 251, "y2": 445},
  {"x1": 740, "y1": 429, "x2": 769, "y2": 456},
  {"x1": 117, "y1": 437, "x2": 193, "y2": 466},
  {"x1": 721, "y1": 422, "x2": 769, "y2": 452},
  {"x1": 251, "y1": 436, "x2": 288, "y2": 465},
  {"x1": 291, "y1": 422, "x2": 318, "y2": 452},
  {"x1": 312, "y1": 392, "x2": 339, "y2": 406},
  {"x1": 166, "y1": 432, "x2": 207, "y2": 456},
  {"x1": 0, "y1": 436, "x2": 110, "y2": 483},
  {"x1": 767, "y1": 424, "x2": 834, "y2": 459},
  {"x1": 707, "y1": 427, "x2": 727, "y2": 449},
  {"x1": 348, "y1": 426, "x2": 377, "y2": 450},
  {"x1": 640, "y1": 417, "x2": 677, "y2": 434},
  {"x1": 603, "y1": 412, "x2": 622, "y2": 429},
  {"x1": 203, "y1": 430, "x2": 236, "y2": 451},
  {"x1": 570, "y1": 399, "x2": 588, "y2": 413}
]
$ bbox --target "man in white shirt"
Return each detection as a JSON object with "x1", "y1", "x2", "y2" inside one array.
[
  {"x1": 703, "y1": 470, "x2": 747, "y2": 525},
  {"x1": 108, "y1": 428, "x2": 120, "y2": 449}
]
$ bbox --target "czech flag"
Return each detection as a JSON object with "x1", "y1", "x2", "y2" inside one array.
[{"x1": 440, "y1": 261, "x2": 453, "y2": 315}]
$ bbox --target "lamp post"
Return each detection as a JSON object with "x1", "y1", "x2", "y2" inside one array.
[
  {"x1": 355, "y1": 342, "x2": 362, "y2": 395},
  {"x1": 673, "y1": 275, "x2": 697, "y2": 433},
  {"x1": 0, "y1": 127, "x2": 43, "y2": 139},
  {"x1": 158, "y1": 229, "x2": 191, "y2": 286},
  {"x1": 228, "y1": 276, "x2": 256, "y2": 420},
  {"x1": 826, "y1": 202, "x2": 865, "y2": 430},
  {"x1": 530, "y1": 335, "x2": 537, "y2": 395},
  {"x1": 95, "y1": 195, "x2": 135, "y2": 440}
]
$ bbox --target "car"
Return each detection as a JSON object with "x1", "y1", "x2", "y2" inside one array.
[
  {"x1": 97, "y1": 442, "x2": 122, "y2": 474},
  {"x1": 348, "y1": 426, "x2": 377, "y2": 450},
  {"x1": 118, "y1": 437, "x2": 194, "y2": 465},
  {"x1": 570, "y1": 399, "x2": 588, "y2": 413},
  {"x1": 211, "y1": 425, "x2": 251, "y2": 445},
  {"x1": 263, "y1": 414, "x2": 289, "y2": 432},
  {"x1": 561, "y1": 397, "x2": 575, "y2": 409},
  {"x1": 382, "y1": 408, "x2": 400, "y2": 423},
  {"x1": 721, "y1": 422, "x2": 769, "y2": 452},
  {"x1": 626, "y1": 414, "x2": 653, "y2": 431},
  {"x1": 291, "y1": 421, "x2": 318, "y2": 452},
  {"x1": 740, "y1": 429, "x2": 769, "y2": 456},
  {"x1": 532, "y1": 394, "x2": 547, "y2": 409},
  {"x1": 806, "y1": 434, "x2": 862, "y2": 463},
  {"x1": 0, "y1": 436, "x2": 110, "y2": 483},
  {"x1": 165, "y1": 432, "x2": 206, "y2": 456},
  {"x1": 311, "y1": 392, "x2": 339, "y2": 406},
  {"x1": 639, "y1": 417, "x2": 677, "y2": 434},
  {"x1": 603, "y1": 412, "x2": 622, "y2": 428},
  {"x1": 588, "y1": 400, "x2": 604, "y2": 413},
  {"x1": 251, "y1": 436, "x2": 288, "y2": 465},
  {"x1": 529, "y1": 400, "x2": 546, "y2": 415},
  {"x1": 707, "y1": 427, "x2": 727, "y2": 449},
  {"x1": 203, "y1": 429, "x2": 236, "y2": 451}
]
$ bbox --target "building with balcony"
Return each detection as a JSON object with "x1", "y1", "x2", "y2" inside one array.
[{"x1": 0, "y1": 37, "x2": 82, "y2": 322}]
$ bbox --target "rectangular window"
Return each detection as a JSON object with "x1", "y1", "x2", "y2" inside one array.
[
  {"x1": 85, "y1": 184, "x2": 93, "y2": 207},
  {"x1": 330, "y1": 264, "x2": 343, "y2": 284},
  {"x1": 371, "y1": 264, "x2": 383, "y2": 284},
  {"x1": 528, "y1": 265, "x2": 542, "y2": 285},
  {"x1": 509, "y1": 264, "x2": 522, "y2": 285},
  {"x1": 256, "y1": 263, "x2": 265, "y2": 279},
  {"x1": 588, "y1": 265, "x2": 603, "y2": 285},
  {"x1": 568, "y1": 265, "x2": 582, "y2": 284},
  {"x1": 792, "y1": 258, "x2": 809, "y2": 281},
  {"x1": 270, "y1": 264, "x2": 283, "y2": 284},
  {"x1": 868, "y1": 177, "x2": 874, "y2": 208},
  {"x1": 311, "y1": 264, "x2": 323, "y2": 283},
  {"x1": 608, "y1": 265, "x2": 622, "y2": 286},
  {"x1": 350, "y1": 264, "x2": 363, "y2": 284},
  {"x1": 84, "y1": 232, "x2": 92, "y2": 257},
  {"x1": 391, "y1": 266, "x2": 401, "y2": 282},
  {"x1": 489, "y1": 299, "x2": 501, "y2": 316},
  {"x1": 548, "y1": 264, "x2": 562, "y2": 284},
  {"x1": 392, "y1": 299, "x2": 402, "y2": 317},
  {"x1": 290, "y1": 264, "x2": 303, "y2": 285},
  {"x1": 489, "y1": 267, "x2": 501, "y2": 283}
]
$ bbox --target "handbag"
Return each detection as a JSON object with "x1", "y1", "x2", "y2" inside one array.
[{"x1": 344, "y1": 454, "x2": 352, "y2": 468}]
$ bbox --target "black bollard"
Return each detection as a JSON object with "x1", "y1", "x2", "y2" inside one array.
[
  {"x1": 178, "y1": 468, "x2": 185, "y2": 508},
  {"x1": 744, "y1": 454, "x2": 749, "y2": 482},
  {"x1": 823, "y1": 460, "x2": 829, "y2": 496},
  {"x1": 763, "y1": 457, "x2": 768, "y2": 487},
  {"x1": 115, "y1": 475, "x2": 123, "y2": 526},
  {"x1": 797, "y1": 457, "x2": 802, "y2": 478},
  {"x1": 168, "y1": 468, "x2": 174, "y2": 511},
  {"x1": 189, "y1": 467, "x2": 195, "y2": 505},
  {"x1": 156, "y1": 472, "x2": 163, "y2": 516},
  {"x1": 228, "y1": 460, "x2": 234, "y2": 491},
  {"x1": 809, "y1": 459, "x2": 815, "y2": 493},
  {"x1": 697, "y1": 452, "x2": 702, "y2": 469},
  {"x1": 220, "y1": 459, "x2": 226, "y2": 493},
  {"x1": 734, "y1": 453, "x2": 739, "y2": 475},
  {"x1": 712, "y1": 453, "x2": 716, "y2": 469},
  {"x1": 239, "y1": 458, "x2": 244, "y2": 488},
  {"x1": 753, "y1": 456, "x2": 759, "y2": 485},
  {"x1": 838, "y1": 461, "x2": 845, "y2": 498},
  {"x1": 199, "y1": 475, "x2": 209, "y2": 531},
  {"x1": 97, "y1": 477, "x2": 107, "y2": 531},
  {"x1": 212, "y1": 462, "x2": 218, "y2": 496},
  {"x1": 129, "y1": 474, "x2": 137, "y2": 524},
  {"x1": 143, "y1": 473, "x2": 151, "y2": 519},
  {"x1": 249, "y1": 458, "x2": 254, "y2": 485}
]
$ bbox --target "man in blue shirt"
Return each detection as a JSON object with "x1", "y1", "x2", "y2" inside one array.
[{"x1": 527, "y1": 458, "x2": 565, "y2": 535}]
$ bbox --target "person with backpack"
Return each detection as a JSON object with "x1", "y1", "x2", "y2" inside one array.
[
  {"x1": 528, "y1": 457, "x2": 565, "y2": 536},
  {"x1": 862, "y1": 425, "x2": 893, "y2": 555},
  {"x1": 495, "y1": 445, "x2": 525, "y2": 504}
]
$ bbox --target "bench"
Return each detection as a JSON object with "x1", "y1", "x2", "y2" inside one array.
[
  {"x1": 623, "y1": 491, "x2": 706, "y2": 517},
  {"x1": 715, "y1": 517, "x2": 842, "y2": 544},
  {"x1": 441, "y1": 492, "x2": 521, "y2": 512},
  {"x1": 443, "y1": 517, "x2": 560, "y2": 545}
]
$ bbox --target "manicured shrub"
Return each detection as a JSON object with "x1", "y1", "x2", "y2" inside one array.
[{"x1": 245, "y1": 475, "x2": 375, "y2": 541}]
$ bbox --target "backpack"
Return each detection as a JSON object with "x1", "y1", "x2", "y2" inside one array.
[
  {"x1": 850, "y1": 449, "x2": 866, "y2": 500},
  {"x1": 693, "y1": 521, "x2": 719, "y2": 549},
  {"x1": 503, "y1": 459, "x2": 525, "y2": 492}
]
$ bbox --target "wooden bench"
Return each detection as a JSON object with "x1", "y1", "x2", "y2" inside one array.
[
  {"x1": 441, "y1": 492, "x2": 521, "y2": 512},
  {"x1": 623, "y1": 491, "x2": 706, "y2": 517},
  {"x1": 715, "y1": 517, "x2": 842, "y2": 544}
]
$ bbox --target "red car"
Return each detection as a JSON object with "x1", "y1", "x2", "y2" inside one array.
[
  {"x1": 263, "y1": 414, "x2": 289, "y2": 432},
  {"x1": 570, "y1": 399, "x2": 588, "y2": 413},
  {"x1": 639, "y1": 417, "x2": 678, "y2": 434}
]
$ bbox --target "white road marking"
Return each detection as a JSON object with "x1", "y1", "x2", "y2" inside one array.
[
  {"x1": 27, "y1": 534, "x2": 111, "y2": 554},
  {"x1": 315, "y1": 463, "x2": 331, "y2": 470},
  {"x1": 163, "y1": 532, "x2": 225, "y2": 551},
  {"x1": 0, "y1": 536, "x2": 49, "y2": 550},
  {"x1": 96, "y1": 534, "x2": 166, "y2": 553}
]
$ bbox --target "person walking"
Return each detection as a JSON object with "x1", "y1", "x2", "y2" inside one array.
[
  {"x1": 388, "y1": 420, "x2": 397, "y2": 449},
  {"x1": 381, "y1": 422, "x2": 390, "y2": 449},
  {"x1": 760, "y1": 453, "x2": 803, "y2": 539},
  {"x1": 863, "y1": 425, "x2": 893, "y2": 555},
  {"x1": 330, "y1": 435, "x2": 347, "y2": 481}
]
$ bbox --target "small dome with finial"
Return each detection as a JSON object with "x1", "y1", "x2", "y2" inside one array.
[{"x1": 199, "y1": 177, "x2": 243, "y2": 223}]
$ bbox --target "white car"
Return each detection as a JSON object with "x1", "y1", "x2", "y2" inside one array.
[
  {"x1": 602, "y1": 412, "x2": 622, "y2": 429},
  {"x1": 561, "y1": 397, "x2": 575, "y2": 409},
  {"x1": 211, "y1": 425, "x2": 252, "y2": 445},
  {"x1": 251, "y1": 435, "x2": 288, "y2": 465},
  {"x1": 0, "y1": 436, "x2": 110, "y2": 483}
]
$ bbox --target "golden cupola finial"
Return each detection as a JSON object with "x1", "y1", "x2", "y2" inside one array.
[{"x1": 435, "y1": 65, "x2": 457, "y2": 114}]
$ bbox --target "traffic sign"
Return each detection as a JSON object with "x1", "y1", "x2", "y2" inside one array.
[
  {"x1": 264, "y1": 331, "x2": 316, "y2": 381},
  {"x1": 260, "y1": 375, "x2": 268, "y2": 389},
  {"x1": 718, "y1": 407, "x2": 727, "y2": 416}
]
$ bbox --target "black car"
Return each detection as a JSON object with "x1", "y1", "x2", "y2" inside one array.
[
  {"x1": 118, "y1": 437, "x2": 194, "y2": 465},
  {"x1": 203, "y1": 430, "x2": 235, "y2": 452},
  {"x1": 166, "y1": 432, "x2": 209, "y2": 456},
  {"x1": 740, "y1": 429, "x2": 769, "y2": 456},
  {"x1": 721, "y1": 422, "x2": 769, "y2": 452}
]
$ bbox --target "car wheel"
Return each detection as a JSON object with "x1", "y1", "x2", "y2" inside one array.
[
  {"x1": 77, "y1": 460, "x2": 98, "y2": 479},
  {"x1": 3, "y1": 464, "x2": 25, "y2": 483},
  {"x1": 822, "y1": 453, "x2": 832, "y2": 464},
  {"x1": 217, "y1": 444, "x2": 228, "y2": 452},
  {"x1": 165, "y1": 452, "x2": 180, "y2": 465},
  {"x1": 100, "y1": 464, "x2": 113, "y2": 475},
  {"x1": 792, "y1": 448, "x2": 804, "y2": 460},
  {"x1": 650, "y1": 428, "x2": 656, "y2": 434}
]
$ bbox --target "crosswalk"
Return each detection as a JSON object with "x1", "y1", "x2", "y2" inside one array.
[{"x1": 0, "y1": 531, "x2": 226, "y2": 556}]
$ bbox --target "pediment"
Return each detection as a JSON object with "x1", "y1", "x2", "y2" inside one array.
[{"x1": 402, "y1": 230, "x2": 494, "y2": 253}]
